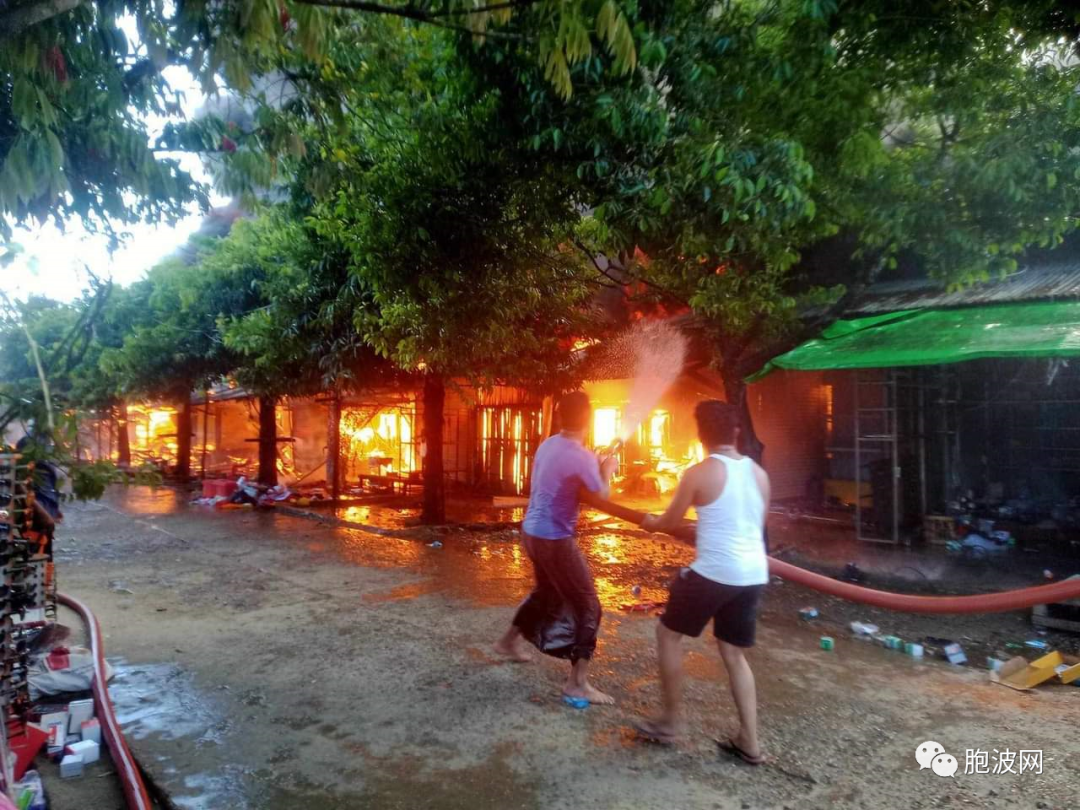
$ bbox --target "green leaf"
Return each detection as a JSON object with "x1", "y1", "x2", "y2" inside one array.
[{"x1": 12, "y1": 78, "x2": 36, "y2": 129}]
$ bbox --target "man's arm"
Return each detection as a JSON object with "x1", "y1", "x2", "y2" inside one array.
[
  {"x1": 641, "y1": 468, "x2": 699, "y2": 533},
  {"x1": 579, "y1": 453, "x2": 616, "y2": 503}
]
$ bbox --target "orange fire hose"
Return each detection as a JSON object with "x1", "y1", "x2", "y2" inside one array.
[
  {"x1": 591, "y1": 498, "x2": 1080, "y2": 614},
  {"x1": 57, "y1": 593, "x2": 153, "y2": 810}
]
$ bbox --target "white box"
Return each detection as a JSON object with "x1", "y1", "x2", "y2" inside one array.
[
  {"x1": 80, "y1": 719, "x2": 101, "y2": 745},
  {"x1": 65, "y1": 740, "x2": 99, "y2": 765},
  {"x1": 45, "y1": 721, "x2": 65, "y2": 753},
  {"x1": 67, "y1": 699, "x2": 94, "y2": 734},
  {"x1": 59, "y1": 754, "x2": 83, "y2": 778}
]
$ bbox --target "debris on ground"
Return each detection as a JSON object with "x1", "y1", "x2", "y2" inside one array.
[
  {"x1": 798, "y1": 607, "x2": 818, "y2": 620},
  {"x1": 942, "y1": 642, "x2": 967, "y2": 665},
  {"x1": 820, "y1": 636, "x2": 834, "y2": 651},
  {"x1": 849, "y1": 621, "x2": 879, "y2": 636},
  {"x1": 839, "y1": 563, "x2": 866, "y2": 583},
  {"x1": 992, "y1": 651, "x2": 1080, "y2": 691},
  {"x1": 12, "y1": 769, "x2": 46, "y2": 809}
]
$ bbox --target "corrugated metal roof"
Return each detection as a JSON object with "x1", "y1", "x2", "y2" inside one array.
[{"x1": 849, "y1": 260, "x2": 1080, "y2": 314}]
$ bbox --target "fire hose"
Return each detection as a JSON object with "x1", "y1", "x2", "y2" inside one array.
[
  {"x1": 56, "y1": 592, "x2": 153, "y2": 810},
  {"x1": 591, "y1": 497, "x2": 1080, "y2": 614}
]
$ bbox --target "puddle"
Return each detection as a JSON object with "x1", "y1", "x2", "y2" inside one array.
[{"x1": 109, "y1": 661, "x2": 249, "y2": 808}]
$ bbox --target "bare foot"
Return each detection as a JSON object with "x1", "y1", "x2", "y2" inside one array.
[
  {"x1": 493, "y1": 639, "x2": 532, "y2": 663},
  {"x1": 633, "y1": 716, "x2": 682, "y2": 743},
  {"x1": 728, "y1": 731, "x2": 763, "y2": 761},
  {"x1": 562, "y1": 682, "x2": 615, "y2": 705}
]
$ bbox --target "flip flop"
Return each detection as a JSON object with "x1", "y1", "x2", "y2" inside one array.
[
  {"x1": 632, "y1": 718, "x2": 679, "y2": 745},
  {"x1": 716, "y1": 738, "x2": 767, "y2": 766}
]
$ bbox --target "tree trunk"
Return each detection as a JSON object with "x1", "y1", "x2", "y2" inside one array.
[
  {"x1": 116, "y1": 401, "x2": 131, "y2": 467},
  {"x1": 176, "y1": 395, "x2": 192, "y2": 482},
  {"x1": 258, "y1": 394, "x2": 278, "y2": 487},
  {"x1": 721, "y1": 365, "x2": 765, "y2": 464},
  {"x1": 326, "y1": 394, "x2": 342, "y2": 501},
  {"x1": 421, "y1": 374, "x2": 446, "y2": 525}
]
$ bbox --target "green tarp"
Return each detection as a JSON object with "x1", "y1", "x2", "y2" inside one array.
[{"x1": 747, "y1": 301, "x2": 1080, "y2": 382}]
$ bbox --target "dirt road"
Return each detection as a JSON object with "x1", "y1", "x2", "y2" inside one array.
[{"x1": 53, "y1": 488, "x2": 1078, "y2": 809}]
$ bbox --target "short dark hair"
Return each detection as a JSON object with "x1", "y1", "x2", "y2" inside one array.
[
  {"x1": 695, "y1": 400, "x2": 738, "y2": 446},
  {"x1": 558, "y1": 391, "x2": 592, "y2": 432}
]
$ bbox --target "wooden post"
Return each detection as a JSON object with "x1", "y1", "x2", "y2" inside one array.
[
  {"x1": 116, "y1": 401, "x2": 131, "y2": 467},
  {"x1": 201, "y1": 392, "x2": 210, "y2": 478},
  {"x1": 327, "y1": 394, "x2": 342, "y2": 501},
  {"x1": 176, "y1": 395, "x2": 192, "y2": 482},
  {"x1": 421, "y1": 374, "x2": 446, "y2": 524},
  {"x1": 257, "y1": 394, "x2": 278, "y2": 487}
]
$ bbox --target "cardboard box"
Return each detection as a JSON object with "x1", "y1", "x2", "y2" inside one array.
[
  {"x1": 991, "y1": 652, "x2": 1071, "y2": 690},
  {"x1": 65, "y1": 739, "x2": 99, "y2": 765},
  {"x1": 59, "y1": 754, "x2": 83, "y2": 779},
  {"x1": 80, "y1": 718, "x2": 101, "y2": 745},
  {"x1": 67, "y1": 699, "x2": 94, "y2": 734}
]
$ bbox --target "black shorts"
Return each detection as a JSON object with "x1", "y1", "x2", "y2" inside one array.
[{"x1": 660, "y1": 568, "x2": 764, "y2": 648}]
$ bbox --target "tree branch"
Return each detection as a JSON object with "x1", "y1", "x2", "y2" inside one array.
[
  {"x1": 427, "y1": 0, "x2": 536, "y2": 17},
  {"x1": 293, "y1": 0, "x2": 526, "y2": 38},
  {"x1": 0, "y1": 0, "x2": 82, "y2": 40}
]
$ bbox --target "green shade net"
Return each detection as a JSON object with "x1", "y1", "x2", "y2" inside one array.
[{"x1": 747, "y1": 301, "x2": 1080, "y2": 381}]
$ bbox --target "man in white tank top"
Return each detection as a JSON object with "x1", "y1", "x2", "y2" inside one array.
[{"x1": 633, "y1": 400, "x2": 770, "y2": 765}]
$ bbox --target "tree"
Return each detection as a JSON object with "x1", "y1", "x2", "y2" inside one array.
[
  {"x1": 2, "y1": 0, "x2": 638, "y2": 246},
  {"x1": 102, "y1": 253, "x2": 242, "y2": 480},
  {"x1": 465, "y1": 0, "x2": 1080, "y2": 458},
  {"x1": 0, "y1": 285, "x2": 160, "y2": 499},
  {"x1": 217, "y1": 209, "x2": 408, "y2": 495},
  {"x1": 283, "y1": 24, "x2": 601, "y2": 522}
]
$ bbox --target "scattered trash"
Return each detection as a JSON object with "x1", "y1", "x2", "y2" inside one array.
[
  {"x1": 849, "y1": 621, "x2": 879, "y2": 636},
  {"x1": 991, "y1": 652, "x2": 1076, "y2": 691},
  {"x1": 562, "y1": 695, "x2": 589, "y2": 709},
  {"x1": 884, "y1": 635, "x2": 903, "y2": 651},
  {"x1": 1024, "y1": 639, "x2": 1050, "y2": 651},
  {"x1": 987, "y1": 657, "x2": 1006, "y2": 673},
  {"x1": 904, "y1": 642, "x2": 924, "y2": 658},
  {"x1": 619, "y1": 601, "x2": 664, "y2": 613},
  {"x1": 819, "y1": 636, "x2": 834, "y2": 651},
  {"x1": 1054, "y1": 659, "x2": 1080, "y2": 684},
  {"x1": 427, "y1": 541, "x2": 443, "y2": 549},
  {"x1": 1043, "y1": 569, "x2": 1055, "y2": 580},
  {"x1": 798, "y1": 607, "x2": 819, "y2": 620},
  {"x1": 943, "y1": 642, "x2": 967, "y2": 665},
  {"x1": 12, "y1": 769, "x2": 45, "y2": 809},
  {"x1": 839, "y1": 563, "x2": 866, "y2": 584}
]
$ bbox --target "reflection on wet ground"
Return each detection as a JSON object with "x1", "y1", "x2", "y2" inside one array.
[
  {"x1": 72, "y1": 487, "x2": 1080, "y2": 810},
  {"x1": 109, "y1": 661, "x2": 247, "y2": 809}
]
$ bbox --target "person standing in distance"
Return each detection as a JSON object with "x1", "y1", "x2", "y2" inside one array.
[
  {"x1": 634, "y1": 400, "x2": 770, "y2": 763},
  {"x1": 494, "y1": 391, "x2": 618, "y2": 705}
]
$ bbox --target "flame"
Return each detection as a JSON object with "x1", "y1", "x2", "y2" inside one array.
[
  {"x1": 126, "y1": 404, "x2": 179, "y2": 464},
  {"x1": 592, "y1": 408, "x2": 620, "y2": 449},
  {"x1": 341, "y1": 407, "x2": 417, "y2": 476},
  {"x1": 478, "y1": 406, "x2": 542, "y2": 494}
]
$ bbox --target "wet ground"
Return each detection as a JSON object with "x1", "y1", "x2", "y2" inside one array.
[{"x1": 46, "y1": 486, "x2": 1080, "y2": 809}]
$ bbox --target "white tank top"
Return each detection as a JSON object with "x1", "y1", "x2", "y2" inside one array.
[{"x1": 690, "y1": 454, "x2": 768, "y2": 587}]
